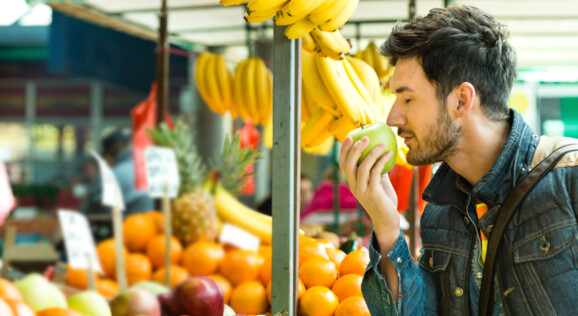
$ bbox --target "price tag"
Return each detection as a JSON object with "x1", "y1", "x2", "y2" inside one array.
[
  {"x1": 0, "y1": 160, "x2": 15, "y2": 224},
  {"x1": 91, "y1": 151, "x2": 125, "y2": 210},
  {"x1": 58, "y1": 210, "x2": 103, "y2": 273},
  {"x1": 219, "y1": 223, "x2": 260, "y2": 251},
  {"x1": 144, "y1": 146, "x2": 180, "y2": 198}
]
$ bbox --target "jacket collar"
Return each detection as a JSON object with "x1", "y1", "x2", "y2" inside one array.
[{"x1": 423, "y1": 109, "x2": 540, "y2": 211}]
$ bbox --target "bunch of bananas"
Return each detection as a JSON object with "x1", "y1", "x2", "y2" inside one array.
[
  {"x1": 221, "y1": 0, "x2": 359, "y2": 60},
  {"x1": 355, "y1": 41, "x2": 395, "y2": 84},
  {"x1": 195, "y1": 53, "x2": 272, "y2": 126}
]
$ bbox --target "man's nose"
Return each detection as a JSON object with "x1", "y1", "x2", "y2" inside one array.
[{"x1": 386, "y1": 99, "x2": 404, "y2": 128}]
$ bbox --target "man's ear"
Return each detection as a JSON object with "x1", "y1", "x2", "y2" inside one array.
[{"x1": 453, "y1": 82, "x2": 476, "y2": 118}]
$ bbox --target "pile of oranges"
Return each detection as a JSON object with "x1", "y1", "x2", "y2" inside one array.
[{"x1": 66, "y1": 211, "x2": 372, "y2": 316}]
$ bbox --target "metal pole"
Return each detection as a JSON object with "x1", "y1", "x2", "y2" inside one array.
[
  {"x1": 25, "y1": 81, "x2": 36, "y2": 183},
  {"x1": 90, "y1": 81, "x2": 102, "y2": 153},
  {"x1": 271, "y1": 25, "x2": 301, "y2": 315},
  {"x1": 156, "y1": 0, "x2": 169, "y2": 126}
]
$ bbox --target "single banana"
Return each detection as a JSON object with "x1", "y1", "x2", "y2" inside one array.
[
  {"x1": 214, "y1": 185, "x2": 272, "y2": 244},
  {"x1": 263, "y1": 68, "x2": 273, "y2": 125},
  {"x1": 301, "y1": 106, "x2": 334, "y2": 146},
  {"x1": 303, "y1": 135, "x2": 335, "y2": 156},
  {"x1": 243, "y1": 57, "x2": 261, "y2": 124},
  {"x1": 318, "y1": 0, "x2": 359, "y2": 32},
  {"x1": 347, "y1": 56, "x2": 385, "y2": 121},
  {"x1": 361, "y1": 45, "x2": 375, "y2": 70},
  {"x1": 194, "y1": 52, "x2": 218, "y2": 113},
  {"x1": 301, "y1": 32, "x2": 317, "y2": 53},
  {"x1": 247, "y1": 0, "x2": 288, "y2": 15},
  {"x1": 331, "y1": 30, "x2": 351, "y2": 56},
  {"x1": 308, "y1": 0, "x2": 348, "y2": 25},
  {"x1": 220, "y1": 0, "x2": 250, "y2": 6},
  {"x1": 302, "y1": 50, "x2": 340, "y2": 115},
  {"x1": 310, "y1": 28, "x2": 343, "y2": 61},
  {"x1": 328, "y1": 114, "x2": 359, "y2": 136},
  {"x1": 234, "y1": 60, "x2": 251, "y2": 121},
  {"x1": 342, "y1": 57, "x2": 378, "y2": 123},
  {"x1": 284, "y1": 18, "x2": 317, "y2": 40},
  {"x1": 215, "y1": 54, "x2": 236, "y2": 117},
  {"x1": 305, "y1": 126, "x2": 334, "y2": 147},
  {"x1": 369, "y1": 41, "x2": 387, "y2": 79},
  {"x1": 274, "y1": 0, "x2": 325, "y2": 26},
  {"x1": 314, "y1": 54, "x2": 363, "y2": 124},
  {"x1": 254, "y1": 57, "x2": 271, "y2": 125},
  {"x1": 206, "y1": 53, "x2": 227, "y2": 114}
]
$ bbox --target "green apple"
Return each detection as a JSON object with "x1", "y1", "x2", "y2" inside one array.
[
  {"x1": 67, "y1": 291, "x2": 111, "y2": 316},
  {"x1": 13, "y1": 273, "x2": 67, "y2": 312},
  {"x1": 347, "y1": 121, "x2": 398, "y2": 173},
  {"x1": 131, "y1": 281, "x2": 170, "y2": 296}
]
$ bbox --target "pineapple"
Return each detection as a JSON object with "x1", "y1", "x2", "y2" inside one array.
[{"x1": 148, "y1": 119, "x2": 219, "y2": 246}]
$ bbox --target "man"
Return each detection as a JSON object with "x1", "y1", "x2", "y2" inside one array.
[{"x1": 339, "y1": 5, "x2": 578, "y2": 315}]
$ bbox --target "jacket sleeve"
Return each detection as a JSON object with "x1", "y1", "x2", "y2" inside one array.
[{"x1": 362, "y1": 229, "x2": 426, "y2": 315}]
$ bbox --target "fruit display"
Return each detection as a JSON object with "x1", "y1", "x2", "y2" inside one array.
[{"x1": 354, "y1": 41, "x2": 395, "y2": 85}]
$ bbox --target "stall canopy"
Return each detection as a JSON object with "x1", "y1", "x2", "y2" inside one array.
[{"x1": 21, "y1": 0, "x2": 578, "y2": 70}]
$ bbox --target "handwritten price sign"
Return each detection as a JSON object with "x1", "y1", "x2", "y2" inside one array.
[
  {"x1": 144, "y1": 146, "x2": 180, "y2": 198},
  {"x1": 58, "y1": 210, "x2": 102, "y2": 273}
]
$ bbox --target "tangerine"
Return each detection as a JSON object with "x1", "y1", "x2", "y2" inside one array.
[
  {"x1": 97, "y1": 238, "x2": 129, "y2": 278},
  {"x1": 219, "y1": 249, "x2": 264, "y2": 286},
  {"x1": 146, "y1": 235, "x2": 183, "y2": 269},
  {"x1": 331, "y1": 274, "x2": 363, "y2": 302},
  {"x1": 299, "y1": 239, "x2": 329, "y2": 267},
  {"x1": 146, "y1": 211, "x2": 165, "y2": 234},
  {"x1": 326, "y1": 248, "x2": 347, "y2": 270},
  {"x1": 65, "y1": 265, "x2": 100, "y2": 290},
  {"x1": 299, "y1": 256, "x2": 338, "y2": 289},
  {"x1": 182, "y1": 241, "x2": 224, "y2": 276},
  {"x1": 126, "y1": 253, "x2": 152, "y2": 286},
  {"x1": 0, "y1": 278, "x2": 23, "y2": 304},
  {"x1": 334, "y1": 296, "x2": 370, "y2": 316},
  {"x1": 152, "y1": 265, "x2": 189, "y2": 288},
  {"x1": 339, "y1": 249, "x2": 370, "y2": 276},
  {"x1": 123, "y1": 213, "x2": 157, "y2": 252},
  {"x1": 230, "y1": 281, "x2": 268, "y2": 315},
  {"x1": 97, "y1": 278, "x2": 119, "y2": 299},
  {"x1": 298, "y1": 286, "x2": 338, "y2": 316},
  {"x1": 7, "y1": 302, "x2": 34, "y2": 316},
  {"x1": 208, "y1": 274, "x2": 232, "y2": 304},
  {"x1": 258, "y1": 254, "x2": 272, "y2": 286},
  {"x1": 36, "y1": 307, "x2": 83, "y2": 316}
]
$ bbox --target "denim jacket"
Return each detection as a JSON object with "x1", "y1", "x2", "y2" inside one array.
[{"x1": 362, "y1": 110, "x2": 578, "y2": 315}]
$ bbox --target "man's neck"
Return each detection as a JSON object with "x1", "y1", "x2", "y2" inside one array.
[{"x1": 446, "y1": 117, "x2": 511, "y2": 186}]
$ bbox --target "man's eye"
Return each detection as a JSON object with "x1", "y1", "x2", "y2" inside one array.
[{"x1": 405, "y1": 99, "x2": 411, "y2": 103}]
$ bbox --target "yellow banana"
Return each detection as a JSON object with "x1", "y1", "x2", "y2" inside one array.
[
  {"x1": 347, "y1": 56, "x2": 385, "y2": 121},
  {"x1": 331, "y1": 30, "x2": 351, "y2": 56},
  {"x1": 234, "y1": 60, "x2": 251, "y2": 121},
  {"x1": 305, "y1": 126, "x2": 334, "y2": 147},
  {"x1": 215, "y1": 54, "x2": 237, "y2": 118},
  {"x1": 361, "y1": 45, "x2": 375, "y2": 70},
  {"x1": 206, "y1": 54, "x2": 227, "y2": 114},
  {"x1": 243, "y1": 57, "x2": 261, "y2": 124},
  {"x1": 318, "y1": 0, "x2": 359, "y2": 32},
  {"x1": 301, "y1": 32, "x2": 317, "y2": 53},
  {"x1": 303, "y1": 135, "x2": 335, "y2": 156},
  {"x1": 214, "y1": 185, "x2": 272, "y2": 244},
  {"x1": 274, "y1": 0, "x2": 325, "y2": 26},
  {"x1": 308, "y1": 0, "x2": 348, "y2": 25},
  {"x1": 194, "y1": 52, "x2": 219, "y2": 113},
  {"x1": 263, "y1": 68, "x2": 273, "y2": 125},
  {"x1": 284, "y1": 18, "x2": 317, "y2": 40},
  {"x1": 301, "y1": 106, "x2": 334, "y2": 146},
  {"x1": 328, "y1": 114, "x2": 359, "y2": 136},
  {"x1": 310, "y1": 28, "x2": 344, "y2": 61},
  {"x1": 302, "y1": 50, "x2": 340, "y2": 115},
  {"x1": 301, "y1": 80, "x2": 312, "y2": 122},
  {"x1": 254, "y1": 57, "x2": 271, "y2": 125},
  {"x1": 342, "y1": 57, "x2": 378, "y2": 123},
  {"x1": 220, "y1": 0, "x2": 250, "y2": 6},
  {"x1": 314, "y1": 54, "x2": 363, "y2": 124},
  {"x1": 369, "y1": 42, "x2": 387, "y2": 79},
  {"x1": 247, "y1": 0, "x2": 288, "y2": 15}
]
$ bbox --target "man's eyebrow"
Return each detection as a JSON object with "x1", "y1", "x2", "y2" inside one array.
[{"x1": 394, "y1": 86, "x2": 415, "y2": 94}]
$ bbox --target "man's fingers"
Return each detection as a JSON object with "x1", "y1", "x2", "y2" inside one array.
[
  {"x1": 357, "y1": 143, "x2": 386, "y2": 193},
  {"x1": 369, "y1": 149, "x2": 393, "y2": 190}
]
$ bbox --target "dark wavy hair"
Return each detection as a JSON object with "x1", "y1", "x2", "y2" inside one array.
[{"x1": 381, "y1": 5, "x2": 516, "y2": 121}]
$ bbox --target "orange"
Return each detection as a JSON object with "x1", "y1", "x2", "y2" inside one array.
[
  {"x1": 146, "y1": 211, "x2": 165, "y2": 234},
  {"x1": 258, "y1": 254, "x2": 272, "y2": 286},
  {"x1": 230, "y1": 281, "x2": 268, "y2": 315},
  {"x1": 0, "y1": 299, "x2": 13, "y2": 316},
  {"x1": 334, "y1": 296, "x2": 370, "y2": 316},
  {"x1": 152, "y1": 265, "x2": 189, "y2": 288},
  {"x1": 298, "y1": 286, "x2": 338, "y2": 316},
  {"x1": 326, "y1": 248, "x2": 347, "y2": 269},
  {"x1": 219, "y1": 249, "x2": 264, "y2": 286},
  {"x1": 126, "y1": 253, "x2": 152, "y2": 286},
  {"x1": 299, "y1": 256, "x2": 338, "y2": 289},
  {"x1": 123, "y1": 213, "x2": 157, "y2": 252},
  {"x1": 0, "y1": 278, "x2": 23, "y2": 304},
  {"x1": 65, "y1": 265, "x2": 100, "y2": 290},
  {"x1": 299, "y1": 239, "x2": 329, "y2": 267},
  {"x1": 37, "y1": 307, "x2": 83, "y2": 316},
  {"x1": 182, "y1": 241, "x2": 224, "y2": 276},
  {"x1": 146, "y1": 235, "x2": 183, "y2": 269},
  {"x1": 258, "y1": 245, "x2": 272, "y2": 258},
  {"x1": 208, "y1": 274, "x2": 232, "y2": 304},
  {"x1": 339, "y1": 249, "x2": 370, "y2": 276},
  {"x1": 315, "y1": 238, "x2": 336, "y2": 249},
  {"x1": 266, "y1": 279, "x2": 305, "y2": 305},
  {"x1": 97, "y1": 238, "x2": 129, "y2": 278},
  {"x1": 331, "y1": 274, "x2": 363, "y2": 302},
  {"x1": 97, "y1": 278, "x2": 119, "y2": 299},
  {"x1": 7, "y1": 302, "x2": 34, "y2": 316}
]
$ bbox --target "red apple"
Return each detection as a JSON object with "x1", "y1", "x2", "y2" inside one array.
[
  {"x1": 347, "y1": 122, "x2": 398, "y2": 173},
  {"x1": 109, "y1": 287, "x2": 160, "y2": 316},
  {"x1": 157, "y1": 293, "x2": 170, "y2": 316},
  {"x1": 168, "y1": 276, "x2": 224, "y2": 316}
]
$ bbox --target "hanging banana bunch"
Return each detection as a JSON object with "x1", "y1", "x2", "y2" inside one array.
[
  {"x1": 233, "y1": 56, "x2": 273, "y2": 126},
  {"x1": 194, "y1": 52, "x2": 236, "y2": 116},
  {"x1": 355, "y1": 41, "x2": 395, "y2": 85}
]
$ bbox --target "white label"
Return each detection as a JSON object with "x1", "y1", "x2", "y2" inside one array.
[
  {"x1": 58, "y1": 210, "x2": 103, "y2": 273},
  {"x1": 0, "y1": 160, "x2": 15, "y2": 222},
  {"x1": 144, "y1": 146, "x2": 180, "y2": 198},
  {"x1": 91, "y1": 151, "x2": 125, "y2": 210},
  {"x1": 219, "y1": 223, "x2": 260, "y2": 251}
]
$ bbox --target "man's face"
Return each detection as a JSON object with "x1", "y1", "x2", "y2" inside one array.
[{"x1": 386, "y1": 57, "x2": 461, "y2": 165}]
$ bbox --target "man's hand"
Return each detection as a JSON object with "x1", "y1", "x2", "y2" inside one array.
[{"x1": 339, "y1": 135, "x2": 401, "y2": 251}]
